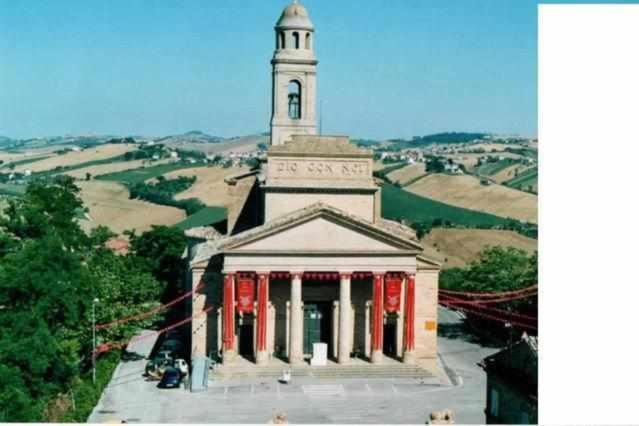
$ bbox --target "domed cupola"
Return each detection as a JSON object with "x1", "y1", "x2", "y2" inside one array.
[{"x1": 276, "y1": 0, "x2": 314, "y2": 30}]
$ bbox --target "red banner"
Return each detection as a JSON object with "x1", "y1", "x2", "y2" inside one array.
[
  {"x1": 384, "y1": 277, "x2": 402, "y2": 312},
  {"x1": 236, "y1": 278, "x2": 255, "y2": 313}
]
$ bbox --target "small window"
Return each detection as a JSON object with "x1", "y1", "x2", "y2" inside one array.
[
  {"x1": 305, "y1": 33, "x2": 311, "y2": 49},
  {"x1": 288, "y1": 81, "x2": 301, "y2": 119},
  {"x1": 278, "y1": 32, "x2": 285, "y2": 49},
  {"x1": 490, "y1": 388, "x2": 499, "y2": 417},
  {"x1": 293, "y1": 32, "x2": 300, "y2": 49}
]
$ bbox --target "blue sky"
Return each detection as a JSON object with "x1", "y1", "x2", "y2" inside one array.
[{"x1": 0, "y1": 1, "x2": 577, "y2": 139}]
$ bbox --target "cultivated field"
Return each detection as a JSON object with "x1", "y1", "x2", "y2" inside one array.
[
  {"x1": 0, "y1": 146, "x2": 62, "y2": 164},
  {"x1": 62, "y1": 158, "x2": 171, "y2": 179},
  {"x1": 457, "y1": 143, "x2": 520, "y2": 152},
  {"x1": 163, "y1": 165, "x2": 250, "y2": 208},
  {"x1": 163, "y1": 135, "x2": 267, "y2": 155},
  {"x1": 504, "y1": 167, "x2": 538, "y2": 193},
  {"x1": 381, "y1": 183, "x2": 509, "y2": 228},
  {"x1": 405, "y1": 174, "x2": 537, "y2": 223},
  {"x1": 386, "y1": 163, "x2": 426, "y2": 186},
  {"x1": 76, "y1": 181, "x2": 185, "y2": 234},
  {"x1": 422, "y1": 228, "x2": 538, "y2": 269},
  {"x1": 490, "y1": 164, "x2": 535, "y2": 183},
  {"x1": 442, "y1": 152, "x2": 524, "y2": 172},
  {"x1": 12, "y1": 143, "x2": 136, "y2": 173}
]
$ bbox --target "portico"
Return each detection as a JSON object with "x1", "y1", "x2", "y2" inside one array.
[{"x1": 218, "y1": 270, "x2": 417, "y2": 366}]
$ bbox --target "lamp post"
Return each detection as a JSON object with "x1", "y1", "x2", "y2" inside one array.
[{"x1": 92, "y1": 298, "x2": 99, "y2": 385}]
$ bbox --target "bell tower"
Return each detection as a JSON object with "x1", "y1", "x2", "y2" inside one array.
[{"x1": 270, "y1": 1, "x2": 318, "y2": 146}]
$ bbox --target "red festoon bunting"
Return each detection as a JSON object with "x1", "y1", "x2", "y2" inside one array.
[
  {"x1": 236, "y1": 277, "x2": 255, "y2": 314},
  {"x1": 384, "y1": 276, "x2": 402, "y2": 312}
]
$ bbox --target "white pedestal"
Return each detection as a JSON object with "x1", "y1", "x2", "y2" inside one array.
[{"x1": 310, "y1": 343, "x2": 328, "y2": 366}]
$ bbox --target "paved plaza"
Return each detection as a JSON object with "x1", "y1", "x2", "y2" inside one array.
[{"x1": 89, "y1": 308, "x2": 500, "y2": 424}]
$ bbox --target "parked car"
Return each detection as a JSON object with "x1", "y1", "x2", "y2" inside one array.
[
  {"x1": 145, "y1": 350, "x2": 173, "y2": 376},
  {"x1": 174, "y1": 358, "x2": 189, "y2": 377},
  {"x1": 158, "y1": 367, "x2": 182, "y2": 388},
  {"x1": 159, "y1": 339, "x2": 185, "y2": 358}
]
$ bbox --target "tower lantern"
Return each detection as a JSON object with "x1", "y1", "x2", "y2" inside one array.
[{"x1": 270, "y1": 1, "x2": 318, "y2": 146}]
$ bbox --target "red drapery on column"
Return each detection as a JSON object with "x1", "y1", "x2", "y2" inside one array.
[
  {"x1": 404, "y1": 274, "x2": 416, "y2": 351},
  {"x1": 372, "y1": 273, "x2": 384, "y2": 351},
  {"x1": 223, "y1": 273, "x2": 235, "y2": 351},
  {"x1": 384, "y1": 276, "x2": 402, "y2": 312},
  {"x1": 236, "y1": 276, "x2": 255, "y2": 314},
  {"x1": 256, "y1": 274, "x2": 269, "y2": 352}
]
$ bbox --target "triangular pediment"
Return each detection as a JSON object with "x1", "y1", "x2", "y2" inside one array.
[{"x1": 221, "y1": 203, "x2": 422, "y2": 254}]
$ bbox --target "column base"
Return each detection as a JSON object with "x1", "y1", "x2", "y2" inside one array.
[
  {"x1": 256, "y1": 350, "x2": 269, "y2": 365},
  {"x1": 289, "y1": 355, "x2": 305, "y2": 365},
  {"x1": 403, "y1": 350, "x2": 416, "y2": 364},
  {"x1": 223, "y1": 350, "x2": 237, "y2": 364},
  {"x1": 370, "y1": 349, "x2": 383, "y2": 364},
  {"x1": 338, "y1": 354, "x2": 351, "y2": 365}
]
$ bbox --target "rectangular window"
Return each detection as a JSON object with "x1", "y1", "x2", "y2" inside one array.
[{"x1": 490, "y1": 388, "x2": 499, "y2": 417}]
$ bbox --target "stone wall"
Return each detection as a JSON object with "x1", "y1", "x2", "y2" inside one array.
[
  {"x1": 265, "y1": 191, "x2": 376, "y2": 222},
  {"x1": 413, "y1": 270, "x2": 439, "y2": 360}
]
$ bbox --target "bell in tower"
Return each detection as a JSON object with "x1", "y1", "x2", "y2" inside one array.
[{"x1": 270, "y1": 1, "x2": 318, "y2": 146}]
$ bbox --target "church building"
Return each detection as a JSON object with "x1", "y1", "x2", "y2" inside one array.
[{"x1": 185, "y1": 1, "x2": 441, "y2": 372}]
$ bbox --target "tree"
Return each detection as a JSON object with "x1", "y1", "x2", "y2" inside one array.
[
  {"x1": 0, "y1": 179, "x2": 169, "y2": 421},
  {"x1": 127, "y1": 225, "x2": 187, "y2": 290}
]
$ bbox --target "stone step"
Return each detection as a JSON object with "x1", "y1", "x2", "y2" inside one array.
[{"x1": 211, "y1": 364, "x2": 434, "y2": 379}]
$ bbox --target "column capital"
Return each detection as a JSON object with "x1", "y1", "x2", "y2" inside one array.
[
  {"x1": 256, "y1": 271, "x2": 271, "y2": 279},
  {"x1": 405, "y1": 273, "x2": 416, "y2": 280},
  {"x1": 290, "y1": 271, "x2": 304, "y2": 280},
  {"x1": 372, "y1": 271, "x2": 386, "y2": 277},
  {"x1": 339, "y1": 272, "x2": 353, "y2": 280}
]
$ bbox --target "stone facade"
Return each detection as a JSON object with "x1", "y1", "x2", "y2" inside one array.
[{"x1": 186, "y1": 1, "x2": 441, "y2": 371}]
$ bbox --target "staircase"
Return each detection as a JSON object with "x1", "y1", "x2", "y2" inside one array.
[{"x1": 211, "y1": 362, "x2": 435, "y2": 380}]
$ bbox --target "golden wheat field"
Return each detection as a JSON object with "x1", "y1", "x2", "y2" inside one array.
[
  {"x1": 385, "y1": 163, "x2": 426, "y2": 185},
  {"x1": 406, "y1": 173, "x2": 537, "y2": 223},
  {"x1": 0, "y1": 146, "x2": 64, "y2": 165},
  {"x1": 490, "y1": 164, "x2": 536, "y2": 184},
  {"x1": 422, "y1": 228, "x2": 538, "y2": 269},
  {"x1": 13, "y1": 143, "x2": 136, "y2": 173},
  {"x1": 76, "y1": 180, "x2": 185, "y2": 234},
  {"x1": 162, "y1": 165, "x2": 250, "y2": 208}
]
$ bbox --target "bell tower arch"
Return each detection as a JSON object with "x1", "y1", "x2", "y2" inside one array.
[{"x1": 270, "y1": 1, "x2": 318, "y2": 146}]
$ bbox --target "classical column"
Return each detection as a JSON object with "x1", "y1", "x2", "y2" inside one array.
[
  {"x1": 222, "y1": 273, "x2": 237, "y2": 362},
  {"x1": 256, "y1": 273, "x2": 269, "y2": 365},
  {"x1": 371, "y1": 272, "x2": 384, "y2": 364},
  {"x1": 191, "y1": 268, "x2": 207, "y2": 359},
  {"x1": 338, "y1": 272, "x2": 352, "y2": 364},
  {"x1": 403, "y1": 273, "x2": 416, "y2": 363},
  {"x1": 289, "y1": 272, "x2": 304, "y2": 364}
]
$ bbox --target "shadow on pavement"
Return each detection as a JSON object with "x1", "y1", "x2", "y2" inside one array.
[
  {"x1": 122, "y1": 350, "x2": 146, "y2": 362},
  {"x1": 438, "y1": 321, "x2": 502, "y2": 348}
]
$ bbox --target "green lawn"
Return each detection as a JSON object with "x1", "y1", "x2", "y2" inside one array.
[
  {"x1": 381, "y1": 183, "x2": 509, "y2": 227},
  {"x1": 95, "y1": 162, "x2": 206, "y2": 185},
  {"x1": 176, "y1": 206, "x2": 227, "y2": 230}
]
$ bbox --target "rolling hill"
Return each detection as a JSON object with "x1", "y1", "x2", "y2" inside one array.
[{"x1": 405, "y1": 173, "x2": 537, "y2": 223}]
